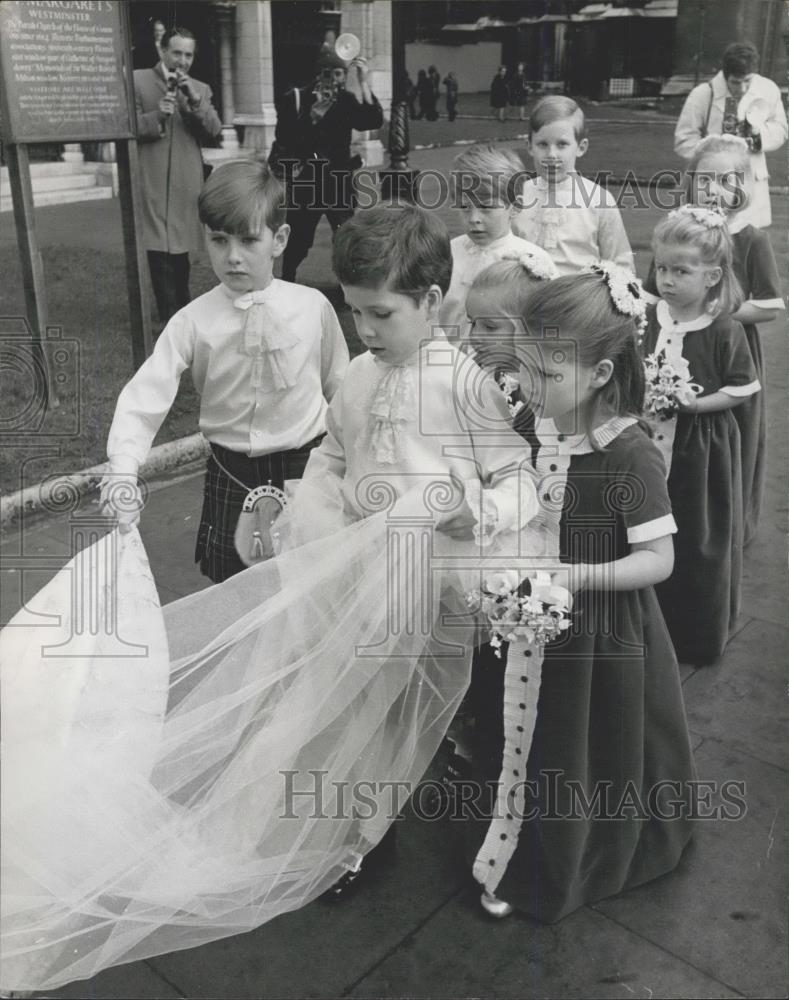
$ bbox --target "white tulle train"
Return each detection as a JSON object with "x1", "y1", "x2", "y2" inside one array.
[{"x1": 0, "y1": 481, "x2": 548, "y2": 993}]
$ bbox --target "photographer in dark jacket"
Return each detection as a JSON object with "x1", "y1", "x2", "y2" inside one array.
[{"x1": 271, "y1": 50, "x2": 383, "y2": 282}]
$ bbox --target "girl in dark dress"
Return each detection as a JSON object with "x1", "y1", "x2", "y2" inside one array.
[
  {"x1": 686, "y1": 135, "x2": 783, "y2": 544},
  {"x1": 646, "y1": 206, "x2": 759, "y2": 665},
  {"x1": 644, "y1": 135, "x2": 783, "y2": 546},
  {"x1": 468, "y1": 266, "x2": 696, "y2": 922}
]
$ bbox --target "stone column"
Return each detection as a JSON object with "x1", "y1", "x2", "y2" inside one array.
[
  {"x1": 338, "y1": 0, "x2": 390, "y2": 168},
  {"x1": 233, "y1": 0, "x2": 278, "y2": 156},
  {"x1": 213, "y1": 1, "x2": 241, "y2": 154}
]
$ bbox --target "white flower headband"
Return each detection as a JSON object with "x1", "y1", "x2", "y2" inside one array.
[
  {"x1": 668, "y1": 204, "x2": 727, "y2": 229},
  {"x1": 586, "y1": 260, "x2": 648, "y2": 338},
  {"x1": 499, "y1": 249, "x2": 558, "y2": 282}
]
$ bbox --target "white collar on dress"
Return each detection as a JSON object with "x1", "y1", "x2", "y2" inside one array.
[
  {"x1": 656, "y1": 298, "x2": 713, "y2": 334},
  {"x1": 536, "y1": 415, "x2": 637, "y2": 455}
]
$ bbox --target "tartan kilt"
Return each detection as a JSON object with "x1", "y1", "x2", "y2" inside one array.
[{"x1": 195, "y1": 439, "x2": 323, "y2": 583}]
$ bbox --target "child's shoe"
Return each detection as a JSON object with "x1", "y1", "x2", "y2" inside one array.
[
  {"x1": 320, "y1": 825, "x2": 397, "y2": 902},
  {"x1": 436, "y1": 737, "x2": 473, "y2": 814},
  {"x1": 480, "y1": 889, "x2": 514, "y2": 918}
]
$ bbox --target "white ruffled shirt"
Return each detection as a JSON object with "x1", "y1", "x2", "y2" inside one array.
[
  {"x1": 512, "y1": 173, "x2": 633, "y2": 276},
  {"x1": 107, "y1": 280, "x2": 349, "y2": 468},
  {"x1": 439, "y1": 232, "x2": 555, "y2": 344},
  {"x1": 303, "y1": 339, "x2": 539, "y2": 534}
]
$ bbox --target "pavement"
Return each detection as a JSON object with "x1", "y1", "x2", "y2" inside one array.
[{"x1": 1, "y1": 110, "x2": 788, "y2": 999}]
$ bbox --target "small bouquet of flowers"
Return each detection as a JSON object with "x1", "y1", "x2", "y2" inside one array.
[
  {"x1": 466, "y1": 570, "x2": 572, "y2": 656},
  {"x1": 644, "y1": 350, "x2": 703, "y2": 419}
]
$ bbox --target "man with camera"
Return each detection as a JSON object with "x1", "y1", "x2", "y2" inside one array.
[
  {"x1": 674, "y1": 42, "x2": 788, "y2": 228},
  {"x1": 134, "y1": 27, "x2": 222, "y2": 324},
  {"x1": 270, "y1": 49, "x2": 383, "y2": 283}
]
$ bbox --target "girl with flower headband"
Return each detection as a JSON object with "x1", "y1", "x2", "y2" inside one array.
[
  {"x1": 438, "y1": 250, "x2": 558, "y2": 782},
  {"x1": 467, "y1": 263, "x2": 695, "y2": 923},
  {"x1": 645, "y1": 135, "x2": 783, "y2": 544},
  {"x1": 644, "y1": 204, "x2": 760, "y2": 667}
]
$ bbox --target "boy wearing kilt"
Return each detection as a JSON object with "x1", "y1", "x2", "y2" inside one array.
[{"x1": 103, "y1": 160, "x2": 349, "y2": 581}]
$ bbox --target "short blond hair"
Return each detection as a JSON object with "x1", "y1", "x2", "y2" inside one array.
[
  {"x1": 529, "y1": 96, "x2": 585, "y2": 141},
  {"x1": 684, "y1": 134, "x2": 751, "y2": 215},
  {"x1": 451, "y1": 143, "x2": 528, "y2": 206}
]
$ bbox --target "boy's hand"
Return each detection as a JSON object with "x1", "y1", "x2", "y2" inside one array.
[
  {"x1": 435, "y1": 474, "x2": 477, "y2": 540},
  {"x1": 99, "y1": 462, "x2": 143, "y2": 533},
  {"x1": 436, "y1": 497, "x2": 477, "y2": 540}
]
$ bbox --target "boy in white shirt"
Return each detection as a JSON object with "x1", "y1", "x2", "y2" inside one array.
[
  {"x1": 303, "y1": 202, "x2": 539, "y2": 898},
  {"x1": 440, "y1": 143, "x2": 554, "y2": 345},
  {"x1": 513, "y1": 97, "x2": 633, "y2": 275},
  {"x1": 306, "y1": 203, "x2": 538, "y2": 537},
  {"x1": 102, "y1": 159, "x2": 349, "y2": 581}
]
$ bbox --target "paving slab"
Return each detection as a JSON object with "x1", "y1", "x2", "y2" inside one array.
[
  {"x1": 595, "y1": 739, "x2": 787, "y2": 999},
  {"x1": 147, "y1": 801, "x2": 466, "y2": 999},
  {"x1": 739, "y1": 321, "x2": 789, "y2": 630},
  {"x1": 48, "y1": 959, "x2": 184, "y2": 999},
  {"x1": 346, "y1": 897, "x2": 739, "y2": 1000},
  {"x1": 681, "y1": 620, "x2": 789, "y2": 771}
]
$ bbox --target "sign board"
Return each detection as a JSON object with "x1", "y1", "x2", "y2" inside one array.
[{"x1": 0, "y1": 0, "x2": 134, "y2": 143}]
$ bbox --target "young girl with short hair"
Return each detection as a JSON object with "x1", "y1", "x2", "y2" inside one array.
[
  {"x1": 469, "y1": 265, "x2": 695, "y2": 922},
  {"x1": 646, "y1": 134, "x2": 783, "y2": 544},
  {"x1": 646, "y1": 205, "x2": 760, "y2": 665}
]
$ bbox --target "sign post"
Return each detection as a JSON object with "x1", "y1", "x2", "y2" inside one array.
[{"x1": 0, "y1": 0, "x2": 152, "y2": 400}]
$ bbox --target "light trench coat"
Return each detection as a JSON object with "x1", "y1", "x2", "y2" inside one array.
[{"x1": 134, "y1": 65, "x2": 222, "y2": 253}]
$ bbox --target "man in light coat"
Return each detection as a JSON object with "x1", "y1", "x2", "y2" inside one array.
[
  {"x1": 134, "y1": 27, "x2": 222, "y2": 323},
  {"x1": 674, "y1": 42, "x2": 787, "y2": 228}
]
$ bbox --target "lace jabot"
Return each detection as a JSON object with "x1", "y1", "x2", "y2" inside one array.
[
  {"x1": 234, "y1": 289, "x2": 301, "y2": 390},
  {"x1": 368, "y1": 359, "x2": 417, "y2": 465}
]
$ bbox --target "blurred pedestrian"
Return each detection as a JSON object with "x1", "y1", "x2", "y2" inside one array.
[
  {"x1": 404, "y1": 71, "x2": 418, "y2": 118},
  {"x1": 417, "y1": 69, "x2": 437, "y2": 121},
  {"x1": 509, "y1": 62, "x2": 529, "y2": 121},
  {"x1": 490, "y1": 66, "x2": 508, "y2": 122},
  {"x1": 428, "y1": 65, "x2": 441, "y2": 104},
  {"x1": 444, "y1": 71, "x2": 459, "y2": 122},
  {"x1": 152, "y1": 19, "x2": 166, "y2": 62}
]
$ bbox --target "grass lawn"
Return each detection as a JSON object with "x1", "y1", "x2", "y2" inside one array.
[{"x1": 0, "y1": 235, "x2": 363, "y2": 495}]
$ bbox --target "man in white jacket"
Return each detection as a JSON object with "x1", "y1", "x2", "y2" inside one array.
[{"x1": 674, "y1": 42, "x2": 787, "y2": 228}]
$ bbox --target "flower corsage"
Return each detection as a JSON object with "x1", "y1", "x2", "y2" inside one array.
[
  {"x1": 466, "y1": 570, "x2": 572, "y2": 656},
  {"x1": 644, "y1": 350, "x2": 703, "y2": 419}
]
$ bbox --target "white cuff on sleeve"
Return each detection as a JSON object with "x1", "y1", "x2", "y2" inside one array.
[
  {"x1": 627, "y1": 513, "x2": 677, "y2": 544},
  {"x1": 748, "y1": 297, "x2": 785, "y2": 311},
  {"x1": 721, "y1": 380, "x2": 761, "y2": 398}
]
